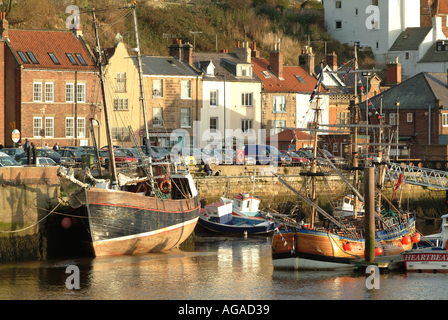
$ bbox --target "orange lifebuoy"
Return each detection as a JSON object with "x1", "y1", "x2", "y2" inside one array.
[
  {"x1": 137, "y1": 182, "x2": 148, "y2": 194},
  {"x1": 159, "y1": 180, "x2": 171, "y2": 193},
  {"x1": 237, "y1": 151, "x2": 244, "y2": 163}
]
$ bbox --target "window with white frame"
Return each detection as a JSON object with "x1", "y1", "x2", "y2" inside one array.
[
  {"x1": 180, "y1": 108, "x2": 190, "y2": 127},
  {"x1": 210, "y1": 90, "x2": 218, "y2": 106},
  {"x1": 181, "y1": 80, "x2": 191, "y2": 99},
  {"x1": 153, "y1": 107, "x2": 163, "y2": 126},
  {"x1": 77, "y1": 118, "x2": 86, "y2": 138},
  {"x1": 45, "y1": 117, "x2": 54, "y2": 137},
  {"x1": 66, "y1": 117, "x2": 86, "y2": 138},
  {"x1": 273, "y1": 120, "x2": 286, "y2": 134},
  {"x1": 443, "y1": 114, "x2": 448, "y2": 126},
  {"x1": 241, "y1": 119, "x2": 253, "y2": 133},
  {"x1": 153, "y1": 79, "x2": 163, "y2": 97},
  {"x1": 65, "y1": 117, "x2": 74, "y2": 137},
  {"x1": 389, "y1": 113, "x2": 396, "y2": 125},
  {"x1": 66, "y1": 83, "x2": 74, "y2": 102},
  {"x1": 33, "y1": 117, "x2": 42, "y2": 137},
  {"x1": 45, "y1": 83, "x2": 54, "y2": 102},
  {"x1": 241, "y1": 92, "x2": 253, "y2": 107},
  {"x1": 407, "y1": 113, "x2": 413, "y2": 122},
  {"x1": 273, "y1": 96, "x2": 286, "y2": 113},
  {"x1": 77, "y1": 83, "x2": 86, "y2": 103},
  {"x1": 34, "y1": 82, "x2": 42, "y2": 102},
  {"x1": 210, "y1": 117, "x2": 218, "y2": 133},
  {"x1": 113, "y1": 98, "x2": 128, "y2": 110},
  {"x1": 116, "y1": 72, "x2": 126, "y2": 92}
]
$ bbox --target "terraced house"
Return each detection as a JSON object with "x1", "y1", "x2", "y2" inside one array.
[{"x1": 0, "y1": 13, "x2": 99, "y2": 148}]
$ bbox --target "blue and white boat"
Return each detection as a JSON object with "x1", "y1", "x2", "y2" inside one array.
[{"x1": 198, "y1": 201, "x2": 276, "y2": 235}]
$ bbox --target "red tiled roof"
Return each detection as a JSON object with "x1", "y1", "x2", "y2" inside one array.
[
  {"x1": 7, "y1": 29, "x2": 95, "y2": 71},
  {"x1": 252, "y1": 58, "x2": 321, "y2": 93}
]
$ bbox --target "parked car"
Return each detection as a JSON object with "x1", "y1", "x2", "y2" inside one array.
[
  {"x1": 209, "y1": 149, "x2": 235, "y2": 165},
  {"x1": 59, "y1": 146, "x2": 86, "y2": 153},
  {"x1": 0, "y1": 152, "x2": 22, "y2": 166},
  {"x1": 15, "y1": 149, "x2": 62, "y2": 163},
  {"x1": 296, "y1": 149, "x2": 326, "y2": 166},
  {"x1": 18, "y1": 157, "x2": 57, "y2": 166},
  {"x1": 55, "y1": 149, "x2": 84, "y2": 166},
  {"x1": 299, "y1": 148, "x2": 346, "y2": 167},
  {"x1": 281, "y1": 151, "x2": 310, "y2": 166},
  {"x1": 244, "y1": 144, "x2": 292, "y2": 166},
  {"x1": 1, "y1": 148, "x2": 25, "y2": 159},
  {"x1": 100, "y1": 149, "x2": 139, "y2": 167}
]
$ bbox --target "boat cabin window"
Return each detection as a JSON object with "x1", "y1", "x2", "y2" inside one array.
[
  {"x1": 247, "y1": 201, "x2": 250, "y2": 209},
  {"x1": 171, "y1": 177, "x2": 193, "y2": 200},
  {"x1": 235, "y1": 200, "x2": 241, "y2": 208}
]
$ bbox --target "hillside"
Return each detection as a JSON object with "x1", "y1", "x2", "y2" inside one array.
[{"x1": 1, "y1": 0, "x2": 376, "y2": 69}]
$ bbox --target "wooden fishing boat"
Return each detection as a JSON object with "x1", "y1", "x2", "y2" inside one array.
[
  {"x1": 263, "y1": 54, "x2": 415, "y2": 270},
  {"x1": 198, "y1": 201, "x2": 276, "y2": 235},
  {"x1": 58, "y1": 6, "x2": 199, "y2": 257}
]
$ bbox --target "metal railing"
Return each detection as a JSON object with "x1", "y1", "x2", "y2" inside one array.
[{"x1": 387, "y1": 162, "x2": 448, "y2": 190}]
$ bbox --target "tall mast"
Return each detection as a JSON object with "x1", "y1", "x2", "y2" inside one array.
[
  {"x1": 92, "y1": 8, "x2": 118, "y2": 188},
  {"x1": 352, "y1": 44, "x2": 359, "y2": 219},
  {"x1": 310, "y1": 61, "x2": 323, "y2": 229},
  {"x1": 129, "y1": 2, "x2": 150, "y2": 143}
]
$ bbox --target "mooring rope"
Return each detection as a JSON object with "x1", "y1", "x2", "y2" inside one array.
[{"x1": 0, "y1": 202, "x2": 60, "y2": 234}]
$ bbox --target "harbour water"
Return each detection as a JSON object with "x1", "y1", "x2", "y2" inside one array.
[{"x1": 0, "y1": 222, "x2": 446, "y2": 302}]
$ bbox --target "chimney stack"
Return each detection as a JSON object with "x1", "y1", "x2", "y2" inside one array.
[
  {"x1": 326, "y1": 51, "x2": 337, "y2": 72},
  {"x1": 0, "y1": 12, "x2": 8, "y2": 40},
  {"x1": 182, "y1": 42, "x2": 193, "y2": 65},
  {"x1": 299, "y1": 46, "x2": 315, "y2": 75},
  {"x1": 234, "y1": 41, "x2": 251, "y2": 63},
  {"x1": 385, "y1": 56, "x2": 402, "y2": 86},
  {"x1": 270, "y1": 41, "x2": 283, "y2": 79}
]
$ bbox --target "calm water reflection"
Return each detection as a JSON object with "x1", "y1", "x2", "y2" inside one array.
[{"x1": 0, "y1": 222, "x2": 446, "y2": 300}]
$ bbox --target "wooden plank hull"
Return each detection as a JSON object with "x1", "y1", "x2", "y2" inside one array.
[
  {"x1": 272, "y1": 217, "x2": 415, "y2": 270},
  {"x1": 74, "y1": 187, "x2": 200, "y2": 257}
]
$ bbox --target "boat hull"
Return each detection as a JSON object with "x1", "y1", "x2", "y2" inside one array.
[
  {"x1": 404, "y1": 249, "x2": 448, "y2": 273},
  {"x1": 198, "y1": 216, "x2": 275, "y2": 235},
  {"x1": 74, "y1": 187, "x2": 200, "y2": 257},
  {"x1": 272, "y1": 216, "x2": 415, "y2": 270}
]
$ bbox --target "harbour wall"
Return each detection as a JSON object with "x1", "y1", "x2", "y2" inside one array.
[{"x1": 0, "y1": 166, "x2": 61, "y2": 262}]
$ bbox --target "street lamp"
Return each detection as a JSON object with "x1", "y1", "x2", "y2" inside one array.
[{"x1": 395, "y1": 98, "x2": 400, "y2": 161}]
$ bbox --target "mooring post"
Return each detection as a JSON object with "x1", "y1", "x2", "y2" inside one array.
[{"x1": 364, "y1": 166, "x2": 375, "y2": 262}]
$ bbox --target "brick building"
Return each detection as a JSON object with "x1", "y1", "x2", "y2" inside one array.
[
  {"x1": 359, "y1": 71, "x2": 448, "y2": 162},
  {"x1": 0, "y1": 13, "x2": 99, "y2": 148}
]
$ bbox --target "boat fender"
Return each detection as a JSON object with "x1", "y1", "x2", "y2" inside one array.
[
  {"x1": 159, "y1": 180, "x2": 171, "y2": 193},
  {"x1": 445, "y1": 240, "x2": 448, "y2": 250},
  {"x1": 238, "y1": 152, "x2": 244, "y2": 163}
]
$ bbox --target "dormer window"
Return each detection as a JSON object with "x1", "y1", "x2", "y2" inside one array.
[
  {"x1": 437, "y1": 41, "x2": 447, "y2": 51},
  {"x1": 238, "y1": 65, "x2": 252, "y2": 77}
]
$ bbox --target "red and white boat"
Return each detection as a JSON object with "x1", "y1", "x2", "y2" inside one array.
[
  {"x1": 404, "y1": 214, "x2": 448, "y2": 273},
  {"x1": 220, "y1": 192, "x2": 262, "y2": 218}
]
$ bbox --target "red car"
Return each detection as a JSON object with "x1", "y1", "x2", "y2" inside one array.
[
  {"x1": 99, "y1": 149, "x2": 138, "y2": 167},
  {"x1": 280, "y1": 151, "x2": 310, "y2": 166}
]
